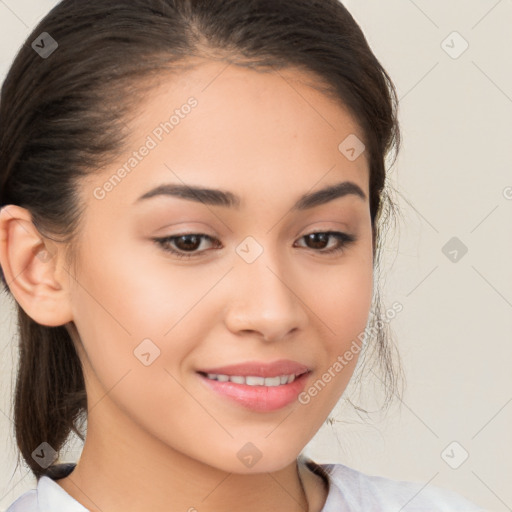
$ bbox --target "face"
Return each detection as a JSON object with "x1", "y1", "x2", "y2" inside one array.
[{"x1": 66, "y1": 59, "x2": 374, "y2": 475}]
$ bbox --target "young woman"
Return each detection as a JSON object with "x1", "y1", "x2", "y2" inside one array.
[{"x1": 0, "y1": 1, "x2": 484, "y2": 511}]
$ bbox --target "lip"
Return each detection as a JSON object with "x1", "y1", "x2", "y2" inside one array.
[
  {"x1": 196, "y1": 359, "x2": 310, "y2": 378},
  {"x1": 197, "y1": 370, "x2": 311, "y2": 412}
]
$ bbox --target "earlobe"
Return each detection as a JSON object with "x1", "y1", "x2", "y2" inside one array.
[{"x1": 0, "y1": 204, "x2": 74, "y2": 327}]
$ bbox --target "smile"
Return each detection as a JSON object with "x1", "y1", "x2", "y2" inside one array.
[
  {"x1": 197, "y1": 370, "x2": 311, "y2": 412},
  {"x1": 201, "y1": 372, "x2": 303, "y2": 386}
]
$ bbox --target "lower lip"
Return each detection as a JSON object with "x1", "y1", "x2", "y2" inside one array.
[{"x1": 197, "y1": 372, "x2": 310, "y2": 412}]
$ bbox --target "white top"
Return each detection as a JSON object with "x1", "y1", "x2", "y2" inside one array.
[{"x1": 5, "y1": 457, "x2": 485, "y2": 512}]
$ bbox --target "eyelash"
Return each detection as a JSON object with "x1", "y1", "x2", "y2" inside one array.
[{"x1": 152, "y1": 230, "x2": 356, "y2": 260}]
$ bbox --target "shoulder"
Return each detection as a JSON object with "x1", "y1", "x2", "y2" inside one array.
[
  {"x1": 302, "y1": 457, "x2": 485, "y2": 511},
  {"x1": 4, "y1": 489, "x2": 37, "y2": 512},
  {"x1": 4, "y1": 463, "x2": 88, "y2": 512}
]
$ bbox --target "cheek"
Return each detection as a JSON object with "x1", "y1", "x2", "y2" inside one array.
[
  {"x1": 68, "y1": 241, "x2": 220, "y2": 409},
  {"x1": 292, "y1": 261, "x2": 374, "y2": 434},
  {"x1": 335, "y1": 264, "x2": 373, "y2": 336},
  {"x1": 321, "y1": 275, "x2": 373, "y2": 386},
  {"x1": 304, "y1": 243, "x2": 374, "y2": 390},
  {"x1": 305, "y1": 248, "x2": 374, "y2": 342},
  {"x1": 70, "y1": 232, "x2": 211, "y2": 340},
  {"x1": 69, "y1": 268, "x2": 195, "y2": 438}
]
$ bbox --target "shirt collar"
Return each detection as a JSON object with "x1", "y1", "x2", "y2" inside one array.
[
  {"x1": 298, "y1": 454, "x2": 352, "y2": 512},
  {"x1": 38, "y1": 468, "x2": 90, "y2": 512}
]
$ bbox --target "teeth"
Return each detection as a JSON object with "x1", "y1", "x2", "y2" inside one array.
[
  {"x1": 205, "y1": 372, "x2": 300, "y2": 386},
  {"x1": 246, "y1": 376, "x2": 265, "y2": 386}
]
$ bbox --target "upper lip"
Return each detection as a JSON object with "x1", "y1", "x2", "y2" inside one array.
[{"x1": 197, "y1": 359, "x2": 311, "y2": 378}]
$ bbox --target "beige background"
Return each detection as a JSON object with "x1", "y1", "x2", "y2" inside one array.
[{"x1": 1, "y1": 1, "x2": 511, "y2": 511}]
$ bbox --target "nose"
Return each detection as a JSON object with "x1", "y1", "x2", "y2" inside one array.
[{"x1": 223, "y1": 248, "x2": 309, "y2": 343}]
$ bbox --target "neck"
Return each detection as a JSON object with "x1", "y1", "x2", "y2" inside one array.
[{"x1": 56, "y1": 412, "x2": 319, "y2": 512}]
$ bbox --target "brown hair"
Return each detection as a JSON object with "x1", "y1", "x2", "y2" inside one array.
[{"x1": 0, "y1": 0, "x2": 402, "y2": 480}]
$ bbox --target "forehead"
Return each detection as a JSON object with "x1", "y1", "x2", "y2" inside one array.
[
  {"x1": 83, "y1": 59, "x2": 369, "y2": 211},
  {"x1": 131, "y1": 58, "x2": 366, "y2": 149}
]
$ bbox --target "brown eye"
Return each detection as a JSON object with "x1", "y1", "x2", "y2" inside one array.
[
  {"x1": 153, "y1": 234, "x2": 219, "y2": 259},
  {"x1": 295, "y1": 231, "x2": 356, "y2": 255}
]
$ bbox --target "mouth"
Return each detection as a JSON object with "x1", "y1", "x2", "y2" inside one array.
[
  {"x1": 196, "y1": 369, "x2": 312, "y2": 412},
  {"x1": 196, "y1": 369, "x2": 309, "y2": 387}
]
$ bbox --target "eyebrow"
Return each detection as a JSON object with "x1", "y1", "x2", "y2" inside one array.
[{"x1": 135, "y1": 180, "x2": 366, "y2": 211}]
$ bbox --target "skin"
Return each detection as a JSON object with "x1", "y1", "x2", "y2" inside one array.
[{"x1": 0, "y1": 59, "x2": 374, "y2": 512}]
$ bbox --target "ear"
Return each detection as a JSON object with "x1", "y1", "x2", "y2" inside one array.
[{"x1": 0, "y1": 204, "x2": 73, "y2": 327}]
